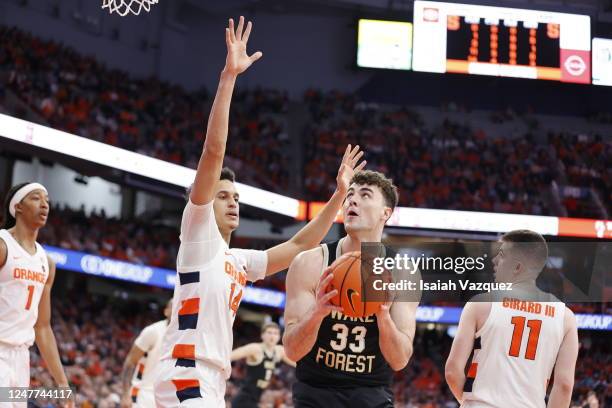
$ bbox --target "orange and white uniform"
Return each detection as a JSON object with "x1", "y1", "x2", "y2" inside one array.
[
  {"x1": 0, "y1": 229, "x2": 49, "y2": 407},
  {"x1": 130, "y1": 319, "x2": 168, "y2": 407},
  {"x1": 154, "y1": 200, "x2": 267, "y2": 407},
  {"x1": 462, "y1": 297, "x2": 565, "y2": 408}
]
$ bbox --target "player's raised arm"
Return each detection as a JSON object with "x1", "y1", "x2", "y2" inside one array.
[
  {"x1": 546, "y1": 307, "x2": 578, "y2": 408},
  {"x1": 265, "y1": 145, "x2": 365, "y2": 275},
  {"x1": 34, "y1": 258, "x2": 72, "y2": 407},
  {"x1": 190, "y1": 16, "x2": 262, "y2": 205},
  {"x1": 230, "y1": 343, "x2": 259, "y2": 361}
]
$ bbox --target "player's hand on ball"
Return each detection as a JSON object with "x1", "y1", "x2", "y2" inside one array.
[
  {"x1": 336, "y1": 144, "x2": 366, "y2": 195},
  {"x1": 313, "y1": 268, "x2": 343, "y2": 319},
  {"x1": 224, "y1": 16, "x2": 262, "y2": 76},
  {"x1": 375, "y1": 301, "x2": 392, "y2": 321}
]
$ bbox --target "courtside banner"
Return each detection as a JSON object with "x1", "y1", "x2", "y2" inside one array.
[
  {"x1": 417, "y1": 307, "x2": 610, "y2": 330},
  {"x1": 415, "y1": 306, "x2": 462, "y2": 323},
  {"x1": 43, "y1": 245, "x2": 285, "y2": 308}
]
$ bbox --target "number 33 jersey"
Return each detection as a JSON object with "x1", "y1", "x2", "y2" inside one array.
[
  {"x1": 0, "y1": 229, "x2": 49, "y2": 347},
  {"x1": 295, "y1": 239, "x2": 393, "y2": 388},
  {"x1": 159, "y1": 200, "x2": 267, "y2": 379}
]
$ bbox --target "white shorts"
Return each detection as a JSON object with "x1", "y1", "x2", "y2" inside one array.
[
  {"x1": 132, "y1": 386, "x2": 155, "y2": 408},
  {"x1": 154, "y1": 359, "x2": 226, "y2": 407},
  {"x1": 0, "y1": 344, "x2": 30, "y2": 408}
]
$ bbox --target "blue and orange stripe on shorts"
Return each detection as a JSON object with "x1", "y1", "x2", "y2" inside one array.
[{"x1": 171, "y1": 379, "x2": 202, "y2": 403}]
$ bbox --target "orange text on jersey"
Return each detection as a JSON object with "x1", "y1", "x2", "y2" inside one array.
[
  {"x1": 224, "y1": 262, "x2": 247, "y2": 286},
  {"x1": 13, "y1": 268, "x2": 46, "y2": 284},
  {"x1": 502, "y1": 298, "x2": 554, "y2": 317}
]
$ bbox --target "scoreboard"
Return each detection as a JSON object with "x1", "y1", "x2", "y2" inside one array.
[
  {"x1": 592, "y1": 38, "x2": 612, "y2": 86},
  {"x1": 357, "y1": 19, "x2": 413, "y2": 70},
  {"x1": 412, "y1": 1, "x2": 591, "y2": 83}
]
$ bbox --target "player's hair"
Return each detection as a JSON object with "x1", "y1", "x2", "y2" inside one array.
[
  {"x1": 220, "y1": 167, "x2": 236, "y2": 183},
  {"x1": 184, "y1": 167, "x2": 237, "y2": 200},
  {"x1": 261, "y1": 322, "x2": 280, "y2": 334},
  {"x1": 350, "y1": 170, "x2": 399, "y2": 210},
  {"x1": 1, "y1": 182, "x2": 31, "y2": 229},
  {"x1": 501, "y1": 229, "x2": 549, "y2": 272}
]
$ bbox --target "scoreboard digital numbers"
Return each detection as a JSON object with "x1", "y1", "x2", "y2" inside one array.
[
  {"x1": 357, "y1": 19, "x2": 413, "y2": 70},
  {"x1": 412, "y1": 1, "x2": 591, "y2": 83}
]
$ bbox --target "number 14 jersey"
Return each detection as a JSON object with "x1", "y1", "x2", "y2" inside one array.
[{"x1": 159, "y1": 200, "x2": 267, "y2": 379}]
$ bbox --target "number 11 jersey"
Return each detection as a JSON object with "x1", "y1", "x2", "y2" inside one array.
[{"x1": 462, "y1": 298, "x2": 565, "y2": 408}]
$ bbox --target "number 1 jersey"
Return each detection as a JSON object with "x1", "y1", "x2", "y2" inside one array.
[{"x1": 0, "y1": 229, "x2": 49, "y2": 347}]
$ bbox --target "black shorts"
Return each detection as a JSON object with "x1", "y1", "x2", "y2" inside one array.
[
  {"x1": 292, "y1": 381, "x2": 393, "y2": 408},
  {"x1": 231, "y1": 389, "x2": 261, "y2": 408}
]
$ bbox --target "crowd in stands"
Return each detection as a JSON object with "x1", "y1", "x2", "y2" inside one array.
[
  {"x1": 1, "y1": 24, "x2": 610, "y2": 218},
  {"x1": 0, "y1": 25, "x2": 291, "y2": 193},
  {"x1": 38, "y1": 205, "x2": 179, "y2": 270},
  {"x1": 548, "y1": 133, "x2": 610, "y2": 217},
  {"x1": 302, "y1": 90, "x2": 611, "y2": 218},
  {"x1": 27, "y1": 288, "x2": 609, "y2": 407}
]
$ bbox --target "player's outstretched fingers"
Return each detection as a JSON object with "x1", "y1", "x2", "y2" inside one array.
[
  {"x1": 350, "y1": 150, "x2": 364, "y2": 168},
  {"x1": 354, "y1": 160, "x2": 367, "y2": 172},
  {"x1": 250, "y1": 51, "x2": 263, "y2": 63},
  {"x1": 228, "y1": 18, "x2": 236, "y2": 42},
  {"x1": 236, "y1": 16, "x2": 245, "y2": 41},
  {"x1": 243, "y1": 21, "x2": 253, "y2": 43}
]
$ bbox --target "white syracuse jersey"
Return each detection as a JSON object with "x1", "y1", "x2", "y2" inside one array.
[
  {"x1": 0, "y1": 229, "x2": 49, "y2": 347},
  {"x1": 159, "y1": 200, "x2": 267, "y2": 379},
  {"x1": 462, "y1": 297, "x2": 566, "y2": 408},
  {"x1": 132, "y1": 319, "x2": 168, "y2": 388}
]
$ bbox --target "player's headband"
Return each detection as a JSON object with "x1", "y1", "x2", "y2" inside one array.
[{"x1": 9, "y1": 183, "x2": 48, "y2": 218}]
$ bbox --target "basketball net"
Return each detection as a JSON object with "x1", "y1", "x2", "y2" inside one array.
[{"x1": 101, "y1": 0, "x2": 158, "y2": 16}]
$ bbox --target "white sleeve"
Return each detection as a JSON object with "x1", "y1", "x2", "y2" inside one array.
[
  {"x1": 176, "y1": 199, "x2": 223, "y2": 272},
  {"x1": 134, "y1": 324, "x2": 157, "y2": 352},
  {"x1": 233, "y1": 249, "x2": 268, "y2": 282}
]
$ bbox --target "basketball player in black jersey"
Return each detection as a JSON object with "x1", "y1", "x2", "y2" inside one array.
[
  {"x1": 230, "y1": 322, "x2": 295, "y2": 407},
  {"x1": 283, "y1": 170, "x2": 419, "y2": 407}
]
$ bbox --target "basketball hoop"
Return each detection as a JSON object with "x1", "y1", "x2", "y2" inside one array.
[{"x1": 101, "y1": 0, "x2": 159, "y2": 16}]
